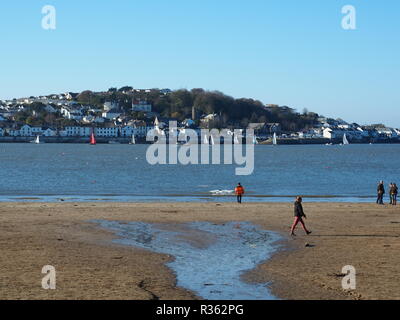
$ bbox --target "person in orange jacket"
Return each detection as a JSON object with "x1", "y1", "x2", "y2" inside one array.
[{"x1": 235, "y1": 183, "x2": 245, "y2": 203}]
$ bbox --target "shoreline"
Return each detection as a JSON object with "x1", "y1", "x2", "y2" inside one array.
[
  {"x1": 1, "y1": 139, "x2": 400, "y2": 145},
  {"x1": 0, "y1": 195, "x2": 379, "y2": 204},
  {"x1": 1, "y1": 202, "x2": 399, "y2": 300}
]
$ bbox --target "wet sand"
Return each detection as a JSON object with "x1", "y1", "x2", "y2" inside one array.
[{"x1": 0, "y1": 202, "x2": 399, "y2": 300}]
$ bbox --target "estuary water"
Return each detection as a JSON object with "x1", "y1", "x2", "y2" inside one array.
[{"x1": 0, "y1": 143, "x2": 399, "y2": 202}]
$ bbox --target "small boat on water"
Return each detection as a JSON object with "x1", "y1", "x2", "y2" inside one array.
[
  {"x1": 234, "y1": 134, "x2": 240, "y2": 144},
  {"x1": 210, "y1": 135, "x2": 215, "y2": 145},
  {"x1": 108, "y1": 140, "x2": 120, "y2": 144},
  {"x1": 90, "y1": 132, "x2": 96, "y2": 145},
  {"x1": 272, "y1": 133, "x2": 277, "y2": 146},
  {"x1": 129, "y1": 134, "x2": 136, "y2": 145},
  {"x1": 203, "y1": 134, "x2": 209, "y2": 145},
  {"x1": 343, "y1": 134, "x2": 350, "y2": 145},
  {"x1": 30, "y1": 135, "x2": 41, "y2": 144}
]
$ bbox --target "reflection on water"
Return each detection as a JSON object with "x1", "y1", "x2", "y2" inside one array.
[{"x1": 93, "y1": 220, "x2": 281, "y2": 300}]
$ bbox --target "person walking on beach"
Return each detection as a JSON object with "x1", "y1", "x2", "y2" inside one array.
[
  {"x1": 290, "y1": 196, "x2": 312, "y2": 236},
  {"x1": 377, "y1": 181, "x2": 385, "y2": 205},
  {"x1": 235, "y1": 183, "x2": 245, "y2": 204},
  {"x1": 390, "y1": 183, "x2": 398, "y2": 206}
]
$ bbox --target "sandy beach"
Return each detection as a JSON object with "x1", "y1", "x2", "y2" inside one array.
[{"x1": 0, "y1": 201, "x2": 399, "y2": 300}]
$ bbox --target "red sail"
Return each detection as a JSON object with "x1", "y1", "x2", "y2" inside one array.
[{"x1": 90, "y1": 132, "x2": 96, "y2": 145}]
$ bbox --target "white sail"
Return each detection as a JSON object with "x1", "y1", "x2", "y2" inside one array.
[
  {"x1": 272, "y1": 133, "x2": 277, "y2": 145},
  {"x1": 34, "y1": 135, "x2": 40, "y2": 144},
  {"x1": 253, "y1": 136, "x2": 258, "y2": 145},
  {"x1": 204, "y1": 134, "x2": 209, "y2": 145},
  {"x1": 234, "y1": 134, "x2": 240, "y2": 144},
  {"x1": 343, "y1": 134, "x2": 349, "y2": 145},
  {"x1": 130, "y1": 134, "x2": 136, "y2": 145},
  {"x1": 210, "y1": 135, "x2": 215, "y2": 145}
]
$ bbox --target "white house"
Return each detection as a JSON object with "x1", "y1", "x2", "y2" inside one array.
[
  {"x1": 298, "y1": 129, "x2": 323, "y2": 139},
  {"x1": 102, "y1": 109, "x2": 121, "y2": 120},
  {"x1": 324, "y1": 127, "x2": 365, "y2": 140},
  {"x1": 19, "y1": 125, "x2": 33, "y2": 137},
  {"x1": 201, "y1": 113, "x2": 220, "y2": 124},
  {"x1": 323, "y1": 128, "x2": 341, "y2": 139},
  {"x1": 95, "y1": 126, "x2": 119, "y2": 137},
  {"x1": 61, "y1": 106, "x2": 83, "y2": 120},
  {"x1": 60, "y1": 126, "x2": 91, "y2": 137},
  {"x1": 376, "y1": 127, "x2": 397, "y2": 138}
]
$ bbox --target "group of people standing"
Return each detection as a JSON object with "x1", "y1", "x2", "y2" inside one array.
[
  {"x1": 234, "y1": 180, "x2": 400, "y2": 238},
  {"x1": 377, "y1": 181, "x2": 398, "y2": 205}
]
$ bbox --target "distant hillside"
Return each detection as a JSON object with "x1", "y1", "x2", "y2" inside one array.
[{"x1": 75, "y1": 87, "x2": 320, "y2": 131}]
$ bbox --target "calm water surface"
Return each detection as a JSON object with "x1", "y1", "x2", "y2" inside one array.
[{"x1": 0, "y1": 143, "x2": 399, "y2": 202}]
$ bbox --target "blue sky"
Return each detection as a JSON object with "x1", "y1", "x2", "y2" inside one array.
[{"x1": 0, "y1": 0, "x2": 399, "y2": 127}]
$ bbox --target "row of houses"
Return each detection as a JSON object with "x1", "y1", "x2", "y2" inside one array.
[
  {"x1": 297, "y1": 126, "x2": 400, "y2": 140},
  {"x1": 0, "y1": 122, "x2": 152, "y2": 138}
]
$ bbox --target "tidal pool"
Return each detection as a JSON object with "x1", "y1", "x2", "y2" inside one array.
[{"x1": 93, "y1": 220, "x2": 282, "y2": 300}]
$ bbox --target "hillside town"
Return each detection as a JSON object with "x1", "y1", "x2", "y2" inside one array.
[{"x1": 0, "y1": 88, "x2": 399, "y2": 144}]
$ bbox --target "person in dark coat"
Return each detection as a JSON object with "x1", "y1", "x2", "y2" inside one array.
[
  {"x1": 377, "y1": 181, "x2": 385, "y2": 205},
  {"x1": 290, "y1": 196, "x2": 312, "y2": 236},
  {"x1": 389, "y1": 183, "x2": 394, "y2": 205},
  {"x1": 390, "y1": 183, "x2": 398, "y2": 206}
]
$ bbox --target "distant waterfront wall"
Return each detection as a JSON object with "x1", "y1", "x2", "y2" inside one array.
[
  {"x1": 0, "y1": 136, "x2": 398, "y2": 144},
  {"x1": 0, "y1": 136, "x2": 147, "y2": 144},
  {"x1": 261, "y1": 137, "x2": 400, "y2": 145}
]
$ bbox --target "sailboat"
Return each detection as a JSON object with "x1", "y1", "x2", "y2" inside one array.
[
  {"x1": 343, "y1": 133, "x2": 349, "y2": 145},
  {"x1": 90, "y1": 132, "x2": 96, "y2": 145},
  {"x1": 272, "y1": 132, "x2": 277, "y2": 146},
  {"x1": 234, "y1": 134, "x2": 240, "y2": 144},
  {"x1": 31, "y1": 135, "x2": 40, "y2": 144},
  {"x1": 129, "y1": 134, "x2": 136, "y2": 145},
  {"x1": 203, "y1": 134, "x2": 209, "y2": 145},
  {"x1": 210, "y1": 135, "x2": 215, "y2": 145}
]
